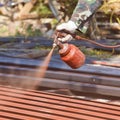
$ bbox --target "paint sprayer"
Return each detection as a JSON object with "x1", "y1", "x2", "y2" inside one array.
[{"x1": 53, "y1": 30, "x2": 120, "y2": 69}]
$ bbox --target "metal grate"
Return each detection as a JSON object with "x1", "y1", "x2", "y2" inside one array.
[{"x1": 0, "y1": 85, "x2": 120, "y2": 120}]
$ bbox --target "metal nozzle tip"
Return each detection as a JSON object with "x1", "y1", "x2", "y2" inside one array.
[{"x1": 53, "y1": 43, "x2": 57, "y2": 48}]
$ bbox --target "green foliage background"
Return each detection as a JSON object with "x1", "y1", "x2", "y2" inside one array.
[{"x1": 0, "y1": 0, "x2": 119, "y2": 37}]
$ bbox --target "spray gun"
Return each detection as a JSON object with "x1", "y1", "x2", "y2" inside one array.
[
  {"x1": 53, "y1": 32, "x2": 85, "y2": 69},
  {"x1": 53, "y1": 30, "x2": 120, "y2": 69}
]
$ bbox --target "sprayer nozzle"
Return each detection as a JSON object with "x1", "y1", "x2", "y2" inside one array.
[
  {"x1": 53, "y1": 32, "x2": 64, "y2": 49},
  {"x1": 53, "y1": 43, "x2": 57, "y2": 48}
]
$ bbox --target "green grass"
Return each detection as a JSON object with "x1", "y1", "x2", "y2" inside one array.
[{"x1": 80, "y1": 47, "x2": 113, "y2": 59}]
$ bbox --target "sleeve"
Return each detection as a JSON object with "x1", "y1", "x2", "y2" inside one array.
[{"x1": 71, "y1": 0, "x2": 103, "y2": 33}]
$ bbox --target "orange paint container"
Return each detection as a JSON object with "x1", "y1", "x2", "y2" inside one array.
[{"x1": 59, "y1": 43, "x2": 85, "y2": 69}]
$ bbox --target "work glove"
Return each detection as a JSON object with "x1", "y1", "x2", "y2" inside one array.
[{"x1": 56, "y1": 20, "x2": 77, "y2": 42}]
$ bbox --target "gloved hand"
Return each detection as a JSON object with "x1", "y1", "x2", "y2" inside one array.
[{"x1": 56, "y1": 20, "x2": 77, "y2": 42}]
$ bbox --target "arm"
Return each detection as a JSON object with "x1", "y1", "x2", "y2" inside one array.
[
  {"x1": 71, "y1": 0, "x2": 103, "y2": 33},
  {"x1": 56, "y1": 0, "x2": 103, "y2": 42}
]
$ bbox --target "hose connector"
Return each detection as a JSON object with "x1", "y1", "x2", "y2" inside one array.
[{"x1": 53, "y1": 32, "x2": 64, "y2": 49}]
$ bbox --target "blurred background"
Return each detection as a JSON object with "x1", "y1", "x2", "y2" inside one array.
[{"x1": 0, "y1": 0, "x2": 119, "y2": 39}]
